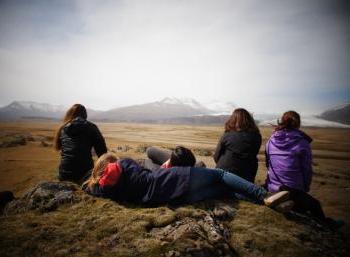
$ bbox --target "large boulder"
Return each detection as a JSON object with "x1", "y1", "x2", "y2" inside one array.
[{"x1": 4, "y1": 182, "x2": 82, "y2": 214}]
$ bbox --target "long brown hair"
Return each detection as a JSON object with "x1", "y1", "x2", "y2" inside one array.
[
  {"x1": 276, "y1": 110, "x2": 301, "y2": 130},
  {"x1": 225, "y1": 108, "x2": 259, "y2": 133},
  {"x1": 54, "y1": 104, "x2": 88, "y2": 150},
  {"x1": 82, "y1": 152, "x2": 118, "y2": 189}
]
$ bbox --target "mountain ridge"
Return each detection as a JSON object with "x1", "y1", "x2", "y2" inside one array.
[
  {"x1": 0, "y1": 99, "x2": 349, "y2": 127},
  {"x1": 319, "y1": 103, "x2": 350, "y2": 125}
]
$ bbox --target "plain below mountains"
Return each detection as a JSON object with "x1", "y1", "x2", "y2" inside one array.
[{"x1": 0, "y1": 99, "x2": 349, "y2": 127}]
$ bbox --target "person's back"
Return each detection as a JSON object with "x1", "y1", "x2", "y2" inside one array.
[
  {"x1": 55, "y1": 104, "x2": 107, "y2": 183},
  {"x1": 266, "y1": 128, "x2": 312, "y2": 192},
  {"x1": 214, "y1": 108, "x2": 261, "y2": 182},
  {"x1": 262, "y1": 111, "x2": 344, "y2": 227},
  {"x1": 265, "y1": 111, "x2": 313, "y2": 193},
  {"x1": 215, "y1": 130, "x2": 261, "y2": 182}
]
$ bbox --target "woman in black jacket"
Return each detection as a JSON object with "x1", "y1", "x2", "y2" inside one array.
[
  {"x1": 214, "y1": 108, "x2": 261, "y2": 182},
  {"x1": 54, "y1": 104, "x2": 107, "y2": 183}
]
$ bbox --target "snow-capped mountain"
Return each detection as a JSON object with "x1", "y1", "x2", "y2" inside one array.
[
  {"x1": 91, "y1": 97, "x2": 213, "y2": 121},
  {"x1": 9, "y1": 101, "x2": 65, "y2": 113},
  {"x1": 204, "y1": 100, "x2": 237, "y2": 115},
  {"x1": 0, "y1": 101, "x2": 66, "y2": 120},
  {"x1": 1, "y1": 99, "x2": 350, "y2": 127},
  {"x1": 160, "y1": 97, "x2": 206, "y2": 110}
]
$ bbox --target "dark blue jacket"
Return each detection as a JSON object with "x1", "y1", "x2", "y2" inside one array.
[{"x1": 84, "y1": 158, "x2": 191, "y2": 205}]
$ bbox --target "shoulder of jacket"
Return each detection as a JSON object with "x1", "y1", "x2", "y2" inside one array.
[
  {"x1": 85, "y1": 120, "x2": 96, "y2": 126},
  {"x1": 86, "y1": 121, "x2": 100, "y2": 132},
  {"x1": 119, "y1": 158, "x2": 138, "y2": 167},
  {"x1": 224, "y1": 131, "x2": 239, "y2": 136}
]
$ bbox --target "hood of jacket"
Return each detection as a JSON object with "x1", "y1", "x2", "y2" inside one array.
[
  {"x1": 63, "y1": 117, "x2": 89, "y2": 136},
  {"x1": 269, "y1": 129, "x2": 312, "y2": 150}
]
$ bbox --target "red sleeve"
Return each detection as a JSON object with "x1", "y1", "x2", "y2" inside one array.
[
  {"x1": 99, "y1": 162, "x2": 122, "y2": 187},
  {"x1": 160, "y1": 159, "x2": 172, "y2": 169}
]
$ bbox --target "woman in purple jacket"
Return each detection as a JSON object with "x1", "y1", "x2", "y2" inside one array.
[{"x1": 265, "y1": 111, "x2": 343, "y2": 227}]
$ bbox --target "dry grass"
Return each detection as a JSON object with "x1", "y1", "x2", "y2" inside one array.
[{"x1": 0, "y1": 121, "x2": 350, "y2": 257}]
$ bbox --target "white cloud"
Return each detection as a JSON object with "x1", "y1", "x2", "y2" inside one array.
[{"x1": 0, "y1": 0, "x2": 349, "y2": 113}]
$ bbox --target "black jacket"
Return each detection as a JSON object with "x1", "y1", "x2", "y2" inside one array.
[
  {"x1": 58, "y1": 117, "x2": 107, "y2": 182},
  {"x1": 84, "y1": 158, "x2": 191, "y2": 206},
  {"x1": 214, "y1": 131, "x2": 262, "y2": 182}
]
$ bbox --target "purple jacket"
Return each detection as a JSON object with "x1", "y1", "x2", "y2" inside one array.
[{"x1": 265, "y1": 129, "x2": 313, "y2": 193}]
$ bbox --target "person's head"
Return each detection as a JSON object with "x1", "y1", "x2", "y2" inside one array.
[
  {"x1": 83, "y1": 152, "x2": 118, "y2": 188},
  {"x1": 225, "y1": 108, "x2": 259, "y2": 133},
  {"x1": 170, "y1": 146, "x2": 196, "y2": 167},
  {"x1": 63, "y1": 104, "x2": 87, "y2": 123},
  {"x1": 54, "y1": 104, "x2": 87, "y2": 150},
  {"x1": 276, "y1": 111, "x2": 301, "y2": 130}
]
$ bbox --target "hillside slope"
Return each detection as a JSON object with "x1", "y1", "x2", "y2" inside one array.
[
  {"x1": 319, "y1": 104, "x2": 350, "y2": 125},
  {"x1": 1, "y1": 181, "x2": 348, "y2": 257}
]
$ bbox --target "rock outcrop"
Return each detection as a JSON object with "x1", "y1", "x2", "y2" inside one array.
[{"x1": 5, "y1": 182, "x2": 82, "y2": 214}]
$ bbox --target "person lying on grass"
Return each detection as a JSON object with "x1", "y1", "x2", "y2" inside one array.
[
  {"x1": 144, "y1": 145, "x2": 205, "y2": 171},
  {"x1": 82, "y1": 152, "x2": 291, "y2": 211}
]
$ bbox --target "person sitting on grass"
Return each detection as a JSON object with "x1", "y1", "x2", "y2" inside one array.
[
  {"x1": 82, "y1": 152, "x2": 292, "y2": 211},
  {"x1": 265, "y1": 110, "x2": 344, "y2": 229},
  {"x1": 214, "y1": 108, "x2": 262, "y2": 183},
  {"x1": 54, "y1": 104, "x2": 107, "y2": 184}
]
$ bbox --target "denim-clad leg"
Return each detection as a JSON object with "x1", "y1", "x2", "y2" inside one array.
[
  {"x1": 184, "y1": 167, "x2": 226, "y2": 203},
  {"x1": 221, "y1": 170, "x2": 267, "y2": 203},
  {"x1": 185, "y1": 167, "x2": 267, "y2": 204},
  {"x1": 184, "y1": 184, "x2": 230, "y2": 203}
]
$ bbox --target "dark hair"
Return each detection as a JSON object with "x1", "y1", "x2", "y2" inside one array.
[
  {"x1": 225, "y1": 108, "x2": 259, "y2": 133},
  {"x1": 54, "y1": 104, "x2": 87, "y2": 150},
  {"x1": 170, "y1": 146, "x2": 196, "y2": 167},
  {"x1": 276, "y1": 111, "x2": 301, "y2": 130}
]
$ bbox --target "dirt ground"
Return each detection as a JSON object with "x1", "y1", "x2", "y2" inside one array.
[{"x1": 0, "y1": 120, "x2": 349, "y2": 236}]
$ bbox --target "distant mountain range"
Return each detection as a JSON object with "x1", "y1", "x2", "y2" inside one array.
[
  {"x1": 0, "y1": 101, "x2": 99, "y2": 120},
  {"x1": 0, "y1": 99, "x2": 349, "y2": 127},
  {"x1": 0, "y1": 101, "x2": 65, "y2": 120},
  {"x1": 89, "y1": 97, "x2": 216, "y2": 122}
]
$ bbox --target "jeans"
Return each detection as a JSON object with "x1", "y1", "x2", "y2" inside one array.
[{"x1": 184, "y1": 167, "x2": 268, "y2": 204}]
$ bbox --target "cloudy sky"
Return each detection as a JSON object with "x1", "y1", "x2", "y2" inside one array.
[{"x1": 0, "y1": 0, "x2": 349, "y2": 114}]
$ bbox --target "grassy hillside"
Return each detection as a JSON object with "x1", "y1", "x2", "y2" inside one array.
[{"x1": 0, "y1": 121, "x2": 349, "y2": 256}]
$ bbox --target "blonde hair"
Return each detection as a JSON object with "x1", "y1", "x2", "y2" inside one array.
[{"x1": 83, "y1": 152, "x2": 118, "y2": 189}]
